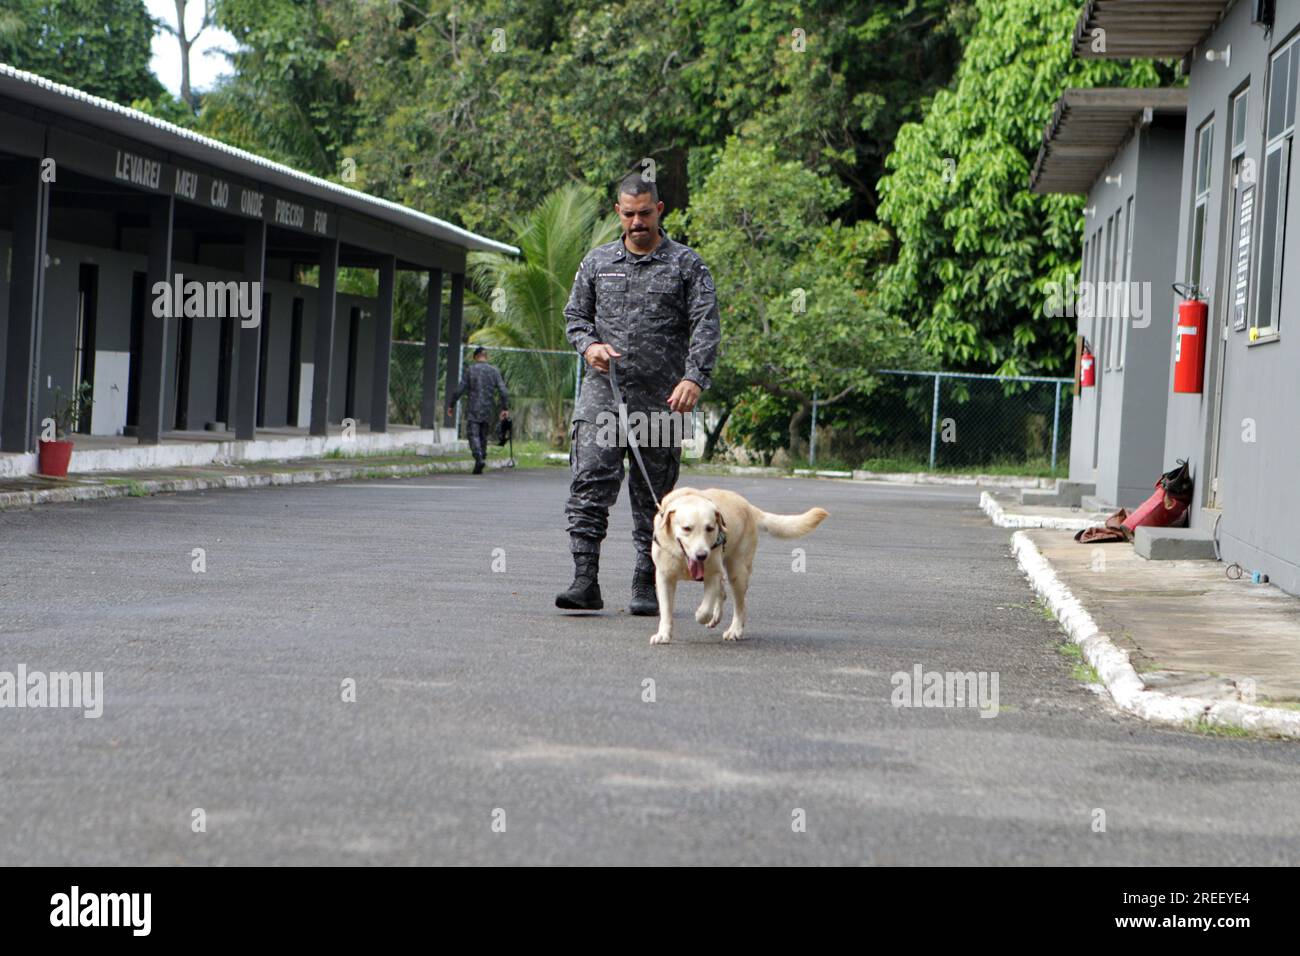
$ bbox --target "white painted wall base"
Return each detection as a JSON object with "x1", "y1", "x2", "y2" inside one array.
[{"x1": 0, "y1": 428, "x2": 445, "y2": 478}]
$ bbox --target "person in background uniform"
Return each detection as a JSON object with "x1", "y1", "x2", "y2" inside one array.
[
  {"x1": 447, "y1": 347, "x2": 510, "y2": 475},
  {"x1": 555, "y1": 172, "x2": 722, "y2": 614}
]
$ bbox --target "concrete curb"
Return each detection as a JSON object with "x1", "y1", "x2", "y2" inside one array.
[
  {"x1": 0, "y1": 457, "x2": 503, "y2": 510},
  {"x1": 980, "y1": 490, "x2": 1097, "y2": 531},
  {"x1": 851, "y1": 470, "x2": 1052, "y2": 489},
  {"x1": 699, "y1": 464, "x2": 1055, "y2": 487},
  {"x1": 1011, "y1": 530, "x2": 1300, "y2": 739}
]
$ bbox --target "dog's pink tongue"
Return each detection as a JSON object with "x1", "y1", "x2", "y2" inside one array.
[{"x1": 688, "y1": 557, "x2": 705, "y2": 581}]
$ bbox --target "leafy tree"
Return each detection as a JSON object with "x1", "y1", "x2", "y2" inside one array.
[
  {"x1": 875, "y1": 0, "x2": 1174, "y2": 376},
  {"x1": 310, "y1": 0, "x2": 969, "y2": 239},
  {"x1": 0, "y1": 0, "x2": 166, "y2": 104},
  {"x1": 467, "y1": 184, "x2": 620, "y2": 446},
  {"x1": 199, "y1": 0, "x2": 358, "y2": 174},
  {"x1": 674, "y1": 137, "x2": 922, "y2": 456}
]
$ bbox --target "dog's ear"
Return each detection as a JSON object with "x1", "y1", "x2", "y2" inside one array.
[
  {"x1": 656, "y1": 509, "x2": 675, "y2": 538},
  {"x1": 714, "y1": 509, "x2": 726, "y2": 530}
]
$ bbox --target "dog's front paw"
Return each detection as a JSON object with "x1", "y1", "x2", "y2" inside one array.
[
  {"x1": 650, "y1": 629, "x2": 673, "y2": 645},
  {"x1": 722, "y1": 625, "x2": 744, "y2": 642}
]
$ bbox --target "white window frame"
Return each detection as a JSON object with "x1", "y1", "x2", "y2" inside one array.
[
  {"x1": 1190, "y1": 118, "x2": 1215, "y2": 294},
  {"x1": 1253, "y1": 31, "x2": 1300, "y2": 338}
]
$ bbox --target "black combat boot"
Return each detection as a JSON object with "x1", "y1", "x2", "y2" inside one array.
[
  {"x1": 555, "y1": 552, "x2": 603, "y2": 610},
  {"x1": 473, "y1": 460, "x2": 485, "y2": 475},
  {"x1": 628, "y1": 557, "x2": 658, "y2": 616}
]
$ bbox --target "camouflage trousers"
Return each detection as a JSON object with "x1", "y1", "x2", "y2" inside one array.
[
  {"x1": 467, "y1": 421, "x2": 490, "y2": 465},
  {"x1": 566, "y1": 418, "x2": 681, "y2": 562}
]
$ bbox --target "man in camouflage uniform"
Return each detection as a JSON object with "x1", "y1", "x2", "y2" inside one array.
[
  {"x1": 556, "y1": 173, "x2": 721, "y2": 614},
  {"x1": 447, "y1": 346, "x2": 510, "y2": 475}
]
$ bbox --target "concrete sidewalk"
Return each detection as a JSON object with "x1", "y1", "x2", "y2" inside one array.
[
  {"x1": 1014, "y1": 528, "x2": 1300, "y2": 736},
  {"x1": 979, "y1": 488, "x2": 1108, "y2": 531},
  {"x1": 0, "y1": 448, "x2": 503, "y2": 509}
]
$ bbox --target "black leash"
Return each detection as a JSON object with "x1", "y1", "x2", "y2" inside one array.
[{"x1": 607, "y1": 358, "x2": 661, "y2": 509}]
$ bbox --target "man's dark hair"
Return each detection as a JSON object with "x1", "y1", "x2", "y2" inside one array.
[
  {"x1": 617, "y1": 172, "x2": 659, "y2": 204},
  {"x1": 473, "y1": 346, "x2": 487, "y2": 358}
]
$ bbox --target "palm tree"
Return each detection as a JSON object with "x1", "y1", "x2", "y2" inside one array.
[{"x1": 467, "y1": 184, "x2": 619, "y2": 446}]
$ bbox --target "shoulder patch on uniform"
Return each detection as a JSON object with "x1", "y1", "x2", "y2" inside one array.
[{"x1": 701, "y1": 266, "x2": 715, "y2": 293}]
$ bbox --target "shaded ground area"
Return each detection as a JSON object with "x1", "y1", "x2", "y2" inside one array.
[{"x1": 1, "y1": 471, "x2": 1299, "y2": 864}]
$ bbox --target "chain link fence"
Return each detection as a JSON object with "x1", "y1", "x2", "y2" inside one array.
[
  {"x1": 388, "y1": 343, "x2": 1073, "y2": 475},
  {"x1": 806, "y1": 370, "x2": 1073, "y2": 475}
]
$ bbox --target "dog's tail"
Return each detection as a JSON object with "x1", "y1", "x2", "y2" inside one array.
[{"x1": 756, "y1": 507, "x2": 829, "y2": 538}]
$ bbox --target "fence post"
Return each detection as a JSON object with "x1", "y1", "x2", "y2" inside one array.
[
  {"x1": 1050, "y1": 379, "x2": 1062, "y2": 474},
  {"x1": 809, "y1": 391, "x2": 818, "y2": 468},
  {"x1": 928, "y1": 373, "x2": 941, "y2": 470}
]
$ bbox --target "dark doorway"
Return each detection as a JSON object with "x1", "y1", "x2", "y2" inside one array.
[
  {"x1": 286, "y1": 297, "x2": 304, "y2": 427},
  {"x1": 73, "y1": 264, "x2": 98, "y2": 434},
  {"x1": 125, "y1": 271, "x2": 146, "y2": 434},
  {"x1": 215, "y1": 313, "x2": 234, "y2": 426},
  {"x1": 345, "y1": 306, "x2": 361, "y2": 421},
  {"x1": 256, "y1": 292, "x2": 271, "y2": 428},
  {"x1": 174, "y1": 303, "x2": 194, "y2": 431}
]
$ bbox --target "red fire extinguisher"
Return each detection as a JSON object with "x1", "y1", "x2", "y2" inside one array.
[
  {"x1": 1080, "y1": 340, "x2": 1096, "y2": 388},
  {"x1": 1172, "y1": 282, "x2": 1208, "y2": 394}
]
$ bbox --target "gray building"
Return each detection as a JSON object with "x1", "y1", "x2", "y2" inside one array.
[
  {"x1": 1073, "y1": 0, "x2": 1300, "y2": 596},
  {"x1": 0, "y1": 64, "x2": 516, "y2": 460},
  {"x1": 1032, "y1": 88, "x2": 1187, "y2": 509}
]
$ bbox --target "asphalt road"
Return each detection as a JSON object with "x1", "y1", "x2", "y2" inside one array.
[{"x1": 2, "y1": 468, "x2": 1299, "y2": 865}]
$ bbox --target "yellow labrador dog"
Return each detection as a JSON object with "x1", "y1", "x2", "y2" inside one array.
[{"x1": 650, "y1": 487, "x2": 828, "y2": 645}]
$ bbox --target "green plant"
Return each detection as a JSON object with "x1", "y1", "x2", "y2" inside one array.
[{"x1": 47, "y1": 382, "x2": 94, "y2": 440}]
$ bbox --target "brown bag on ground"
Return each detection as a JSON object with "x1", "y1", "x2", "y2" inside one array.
[{"x1": 1073, "y1": 508, "x2": 1131, "y2": 544}]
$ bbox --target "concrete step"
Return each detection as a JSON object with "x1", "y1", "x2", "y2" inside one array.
[
  {"x1": 1020, "y1": 480, "x2": 1097, "y2": 508},
  {"x1": 1134, "y1": 526, "x2": 1218, "y2": 561},
  {"x1": 1080, "y1": 494, "x2": 1115, "y2": 513}
]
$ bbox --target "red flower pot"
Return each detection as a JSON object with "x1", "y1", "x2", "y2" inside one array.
[{"x1": 38, "y1": 439, "x2": 74, "y2": 478}]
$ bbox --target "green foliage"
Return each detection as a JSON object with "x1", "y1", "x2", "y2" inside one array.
[
  {"x1": 199, "y1": 0, "x2": 359, "y2": 175},
  {"x1": 49, "y1": 382, "x2": 94, "y2": 439},
  {"x1": 675, "y1": 137, "x2": 922, "y2": 453},
  {"x1": 0, "y1": 0, "x2": 165, "y2": 104},
  {"x1": 876, "y1": 0, "x2": 1175, "y2": 376},
  {"x1": 467, "y1": 184, "x2": 620, "y2": 445},
  {"x1": 262, "y1": 1, "x2": 971, "y2": 239}
]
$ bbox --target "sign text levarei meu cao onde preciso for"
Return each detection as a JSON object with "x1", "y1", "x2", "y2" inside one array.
[{"x1": 112, "y1": 147, "x2": 331, "y2": 236}]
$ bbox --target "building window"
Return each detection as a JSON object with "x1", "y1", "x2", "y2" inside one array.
[
  {"x1": 1117, "y1": 194, "x2": 1134, "y2": 369},
  {"x1": 1227, "y1": 87, "x2": 1251, "y2": 332},
  {"x1": 1190, "y1": 119, "x2": 1215, "y2": 292},
  {"x1": 1255, "y1": 33, "x2": 1300, "y2": 335}
]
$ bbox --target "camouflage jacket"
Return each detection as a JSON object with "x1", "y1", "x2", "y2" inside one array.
[
  {"x1": 450, "y1": 361, "x2": 509, "y2": 423},
  {"x1": 564, "y1": 228, "x2": 721, "y2": 421}
]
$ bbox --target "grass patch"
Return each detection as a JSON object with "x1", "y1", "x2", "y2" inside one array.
[
  {"x1": 126, "y1": 481, "x2": 150, "y2": 497},
  {"x1": 1185, "y1": 718, "x2": 1257, "y2": 739},
  {"x1": 1258, "y1": 698, "x2": 1300, "y2": 712},
  {"x1": 1056, "y1": 641, "x2": 1101, "y2": 683},
  {"x1": 1057, "y1": 642, "x2": 1082, "y2": 660}
]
